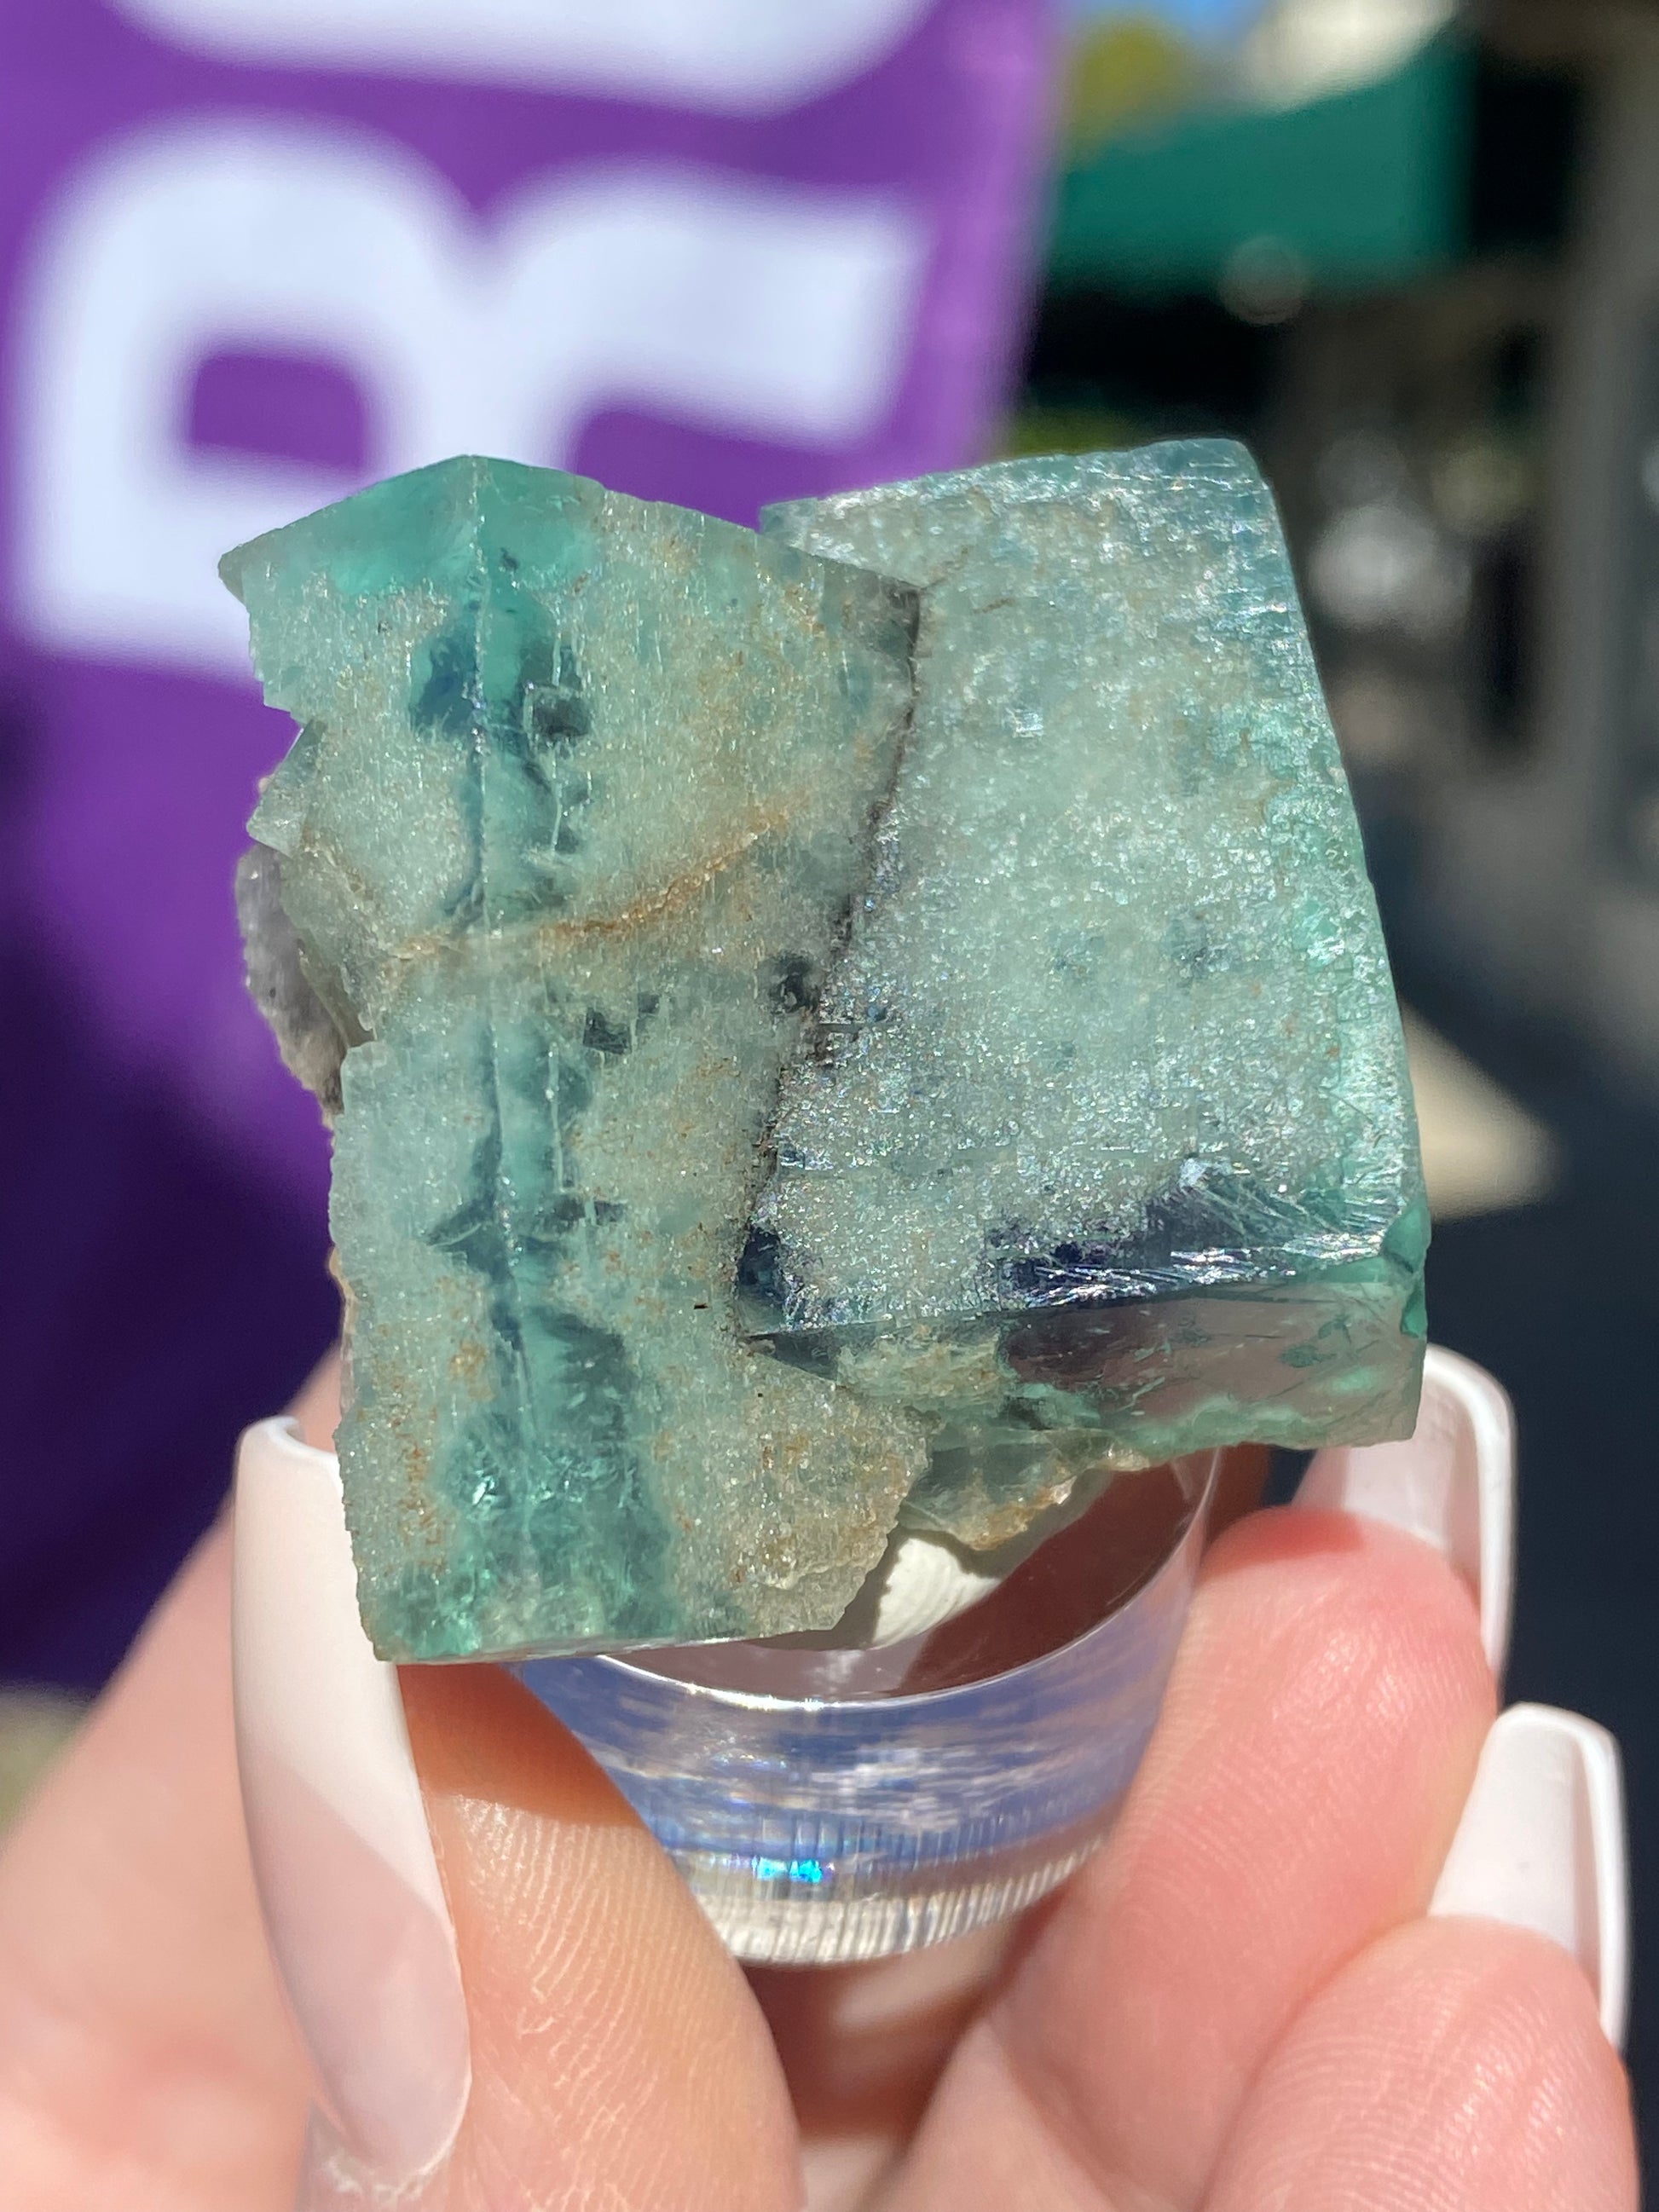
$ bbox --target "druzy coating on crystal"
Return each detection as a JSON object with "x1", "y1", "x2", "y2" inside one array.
[
  {"x1": 224, "y1": 456, "x2": 926, "y2": 1659},
  {"x1": 750, "y1": 443, "x2": 1426, "y2": 1537},
  {"x1": 228, "y1": 442, "x2": 1425, "y2": 1662}
]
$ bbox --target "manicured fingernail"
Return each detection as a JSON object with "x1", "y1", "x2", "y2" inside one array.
[
  {"x1": 232, "y1": 1418, "x2": 470, "y2": 2187},
  {"x1": 1294, "y1": 1344, "x2": 1515, "y2": 1678},
  {"x1": 292, "y1": 2107, "x2": 439, "y2": 2210},
  {"x1": 1430, "y1": 1703, "x2": 1628, "y2": 2047}
]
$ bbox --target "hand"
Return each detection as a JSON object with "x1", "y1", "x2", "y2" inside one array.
[{"x1": 0, "y1": 1355, "x2": 1637, "y2": 2210}]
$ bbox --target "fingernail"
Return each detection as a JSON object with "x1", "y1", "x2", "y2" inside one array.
[
  {"x1": 292, "y1": 2107, "x2": 436, "y2": 2209},
  {"x1": 1294, "y1": 1344, "x2": 1515, "y2": 1678},
  {"x1": 1430, "y1": 1704, "x2": 1628, "y2": 2048},
  {"x1": 232, "y1": 1418, "x2": 471, "y2": 2189}
]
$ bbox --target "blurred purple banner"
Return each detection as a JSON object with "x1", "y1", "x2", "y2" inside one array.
[{"x1": 0, "y1": 0, "x2": 1054, "y2": 1684}]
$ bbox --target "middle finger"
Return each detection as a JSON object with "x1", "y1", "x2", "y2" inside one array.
[{"x1": 882, "y1": 1441, "x2": 1496, "y2": 2209}]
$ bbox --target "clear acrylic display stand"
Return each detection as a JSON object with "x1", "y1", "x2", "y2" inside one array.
[{"x1": 523, "y1": 1450, "x2": 1220, "y2": 1966}]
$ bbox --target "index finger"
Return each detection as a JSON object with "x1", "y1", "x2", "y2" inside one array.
[{"x1": 232, "y1": 1395, "x2": 803, "y2": 2210}]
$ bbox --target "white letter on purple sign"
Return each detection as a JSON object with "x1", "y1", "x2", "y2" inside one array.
[
  {"x1": 108, "y1": 0, "x2": 934, "y2": 114},
  {"x1": 14, "y1": 119, "x2": 924, "y2": 679}
]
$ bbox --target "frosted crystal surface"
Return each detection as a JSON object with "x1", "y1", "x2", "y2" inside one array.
[
  {"x1": 224, "y1": 456, "x2": 925, "y2": 1659},
  {"x1": 750, "y1": 442, "x2": 1426, "y2": 1540},
  {"x1": 228, "y1": 442, "x2": 1425, "y2": 1660}
]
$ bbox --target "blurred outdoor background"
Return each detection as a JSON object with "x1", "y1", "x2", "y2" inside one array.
[{"x1": 2, "y1": 0, "x2": 1656, "y2": 2142}]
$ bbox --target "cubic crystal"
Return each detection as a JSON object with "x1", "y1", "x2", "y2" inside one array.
[{"x1": 752, "y1": 444, "x2": 1425, "y2": 1545}]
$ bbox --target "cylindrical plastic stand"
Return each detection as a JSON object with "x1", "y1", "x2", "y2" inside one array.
[{"x1": 522, "y1": 1450, "x2": 1219, "y2": 1966}]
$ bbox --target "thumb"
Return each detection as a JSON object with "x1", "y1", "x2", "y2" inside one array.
[{"x1": 233, "y1": 1412, "x2": 801, "y2": 2211}]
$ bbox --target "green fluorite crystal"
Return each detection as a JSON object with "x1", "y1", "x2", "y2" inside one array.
[
  {"x1": 227, "y1": 442, "x2": 1425, "y2": 1661},
  {"x1": 749, "y1": 445, "x2": 1426, "y2": 1545},
  {"x1": 226, "y1": 456, "x2": 927, "y2": 1657}
]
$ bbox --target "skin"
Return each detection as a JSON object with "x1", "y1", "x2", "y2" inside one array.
[{"x1": 0, "y1": 1363, "x2": 1638, "y2": 2212}]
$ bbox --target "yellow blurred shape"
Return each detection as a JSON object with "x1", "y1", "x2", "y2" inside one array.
[
  {"x1": 1066, "y1": 15, "x2": 1205, "y2": 153},
  {"x1": 0, "y1": 1686, "x2": 89, "y2": 1838},
  {"x1": 1402, "y1": 1008, "x2": 1558, "y2": 1222}
]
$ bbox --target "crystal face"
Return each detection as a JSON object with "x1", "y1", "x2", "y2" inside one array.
[
  {"x1": 226, "y1": 456, "x2": 928, "y2": 1658},
  {"x1": 227, "y1": 443, "x2": 1425, "y2": 1661},
  {"x1": 753, "y1": 446, "x2": 1426, "y2": 1540}
]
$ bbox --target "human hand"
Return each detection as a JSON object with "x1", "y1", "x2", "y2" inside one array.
[{"x1": 0, "y1": 1354, "x2": 1637, "y2": 2210}]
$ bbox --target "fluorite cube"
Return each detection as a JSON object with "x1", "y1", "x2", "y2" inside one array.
[
  {"x1": 752, "y1": 446, "x2": 1425, "y2": 1545},
  {"x1": 228, "y1": 443, "x2": 1425, "y2": 1661}
]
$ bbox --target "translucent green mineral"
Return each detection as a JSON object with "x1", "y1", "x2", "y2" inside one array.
[
  {"x1": 749, "y1": 445, "x2": 1426, "y2": 1546},
  {"x1": 226, "y1": 456, "x2": 927, "y2": 1658},
  {"x1": 227, "y1": 442, "x2": 1425, "y2": 1662}
]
